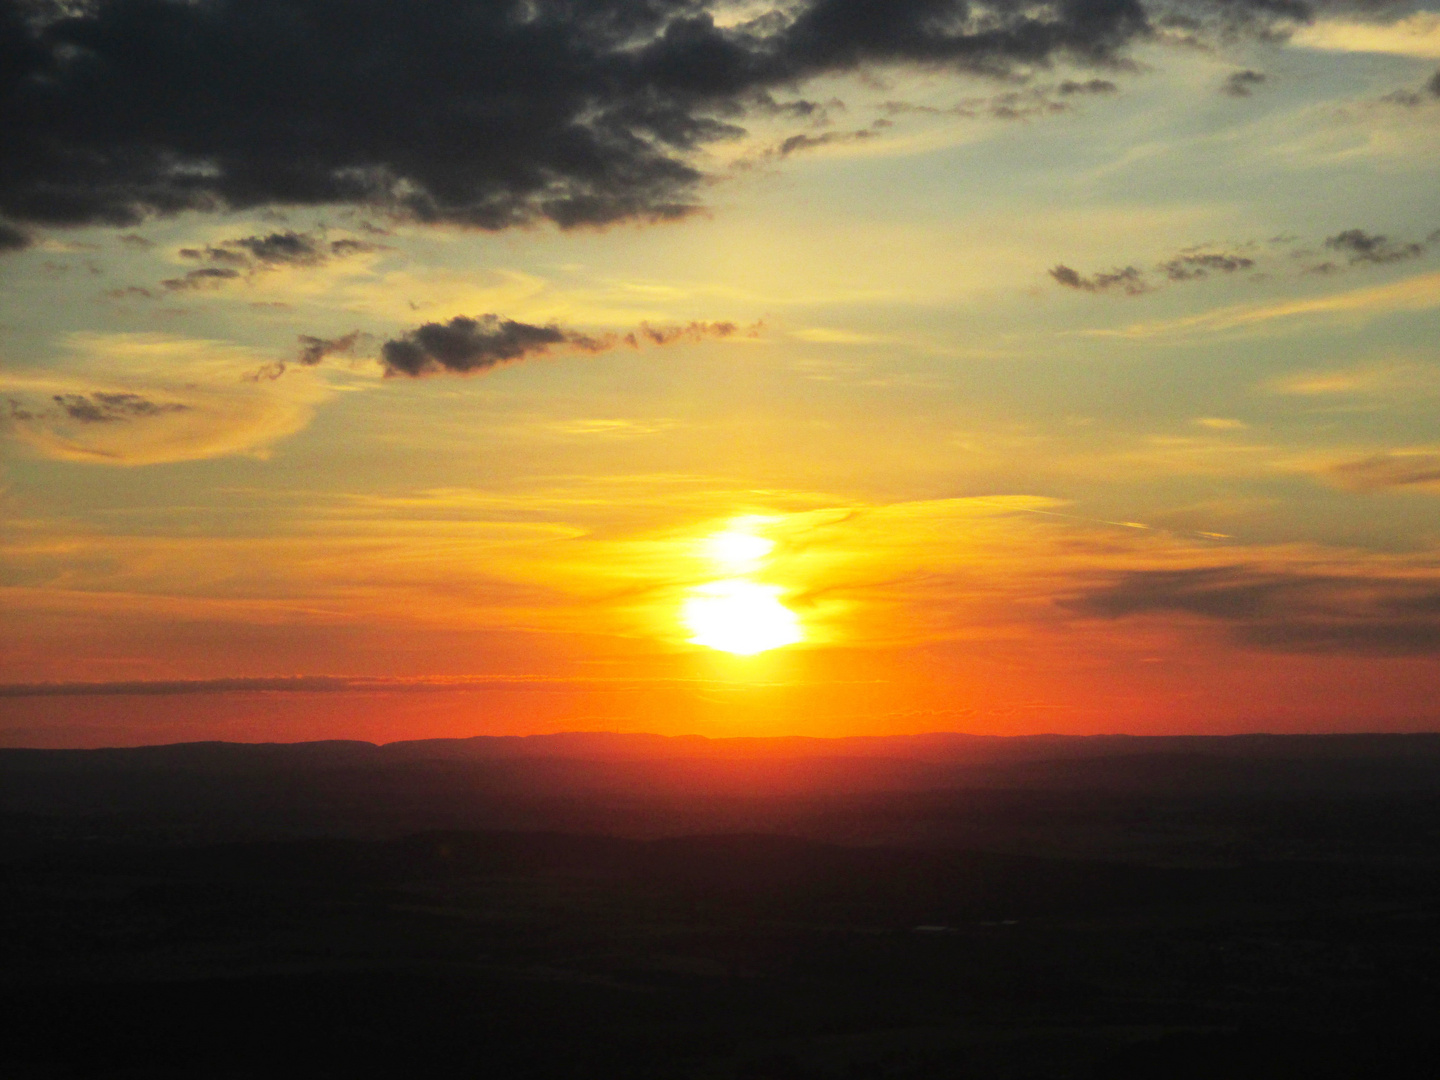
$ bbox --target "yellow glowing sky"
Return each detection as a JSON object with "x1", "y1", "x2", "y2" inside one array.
[{"x1": 3, "y1": 10, "x2": 1440, "y2": 745}]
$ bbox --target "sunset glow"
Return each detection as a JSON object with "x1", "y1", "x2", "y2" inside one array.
[
  {"x1": 3, "y1": 0, "x2": 1440, "y2": 747},
  {"x1": 704, "y1": 523, "x2": 776, "y2": 573}
]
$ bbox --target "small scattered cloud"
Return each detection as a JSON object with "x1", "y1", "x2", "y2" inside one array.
[
  {"x1": 1056, "y1": 226, "x2": 1438, "y2": 301},
  {"x1": 1053, "y1": 242, "x2": 1257, "y2": 296},
  {"x1": 1323, "y1": 228, "x2": 1425, "y2": 266},
  {"x1": 1056, "y1": 79, "x2": 1119, "y2": 96},
  {"x1": 751, "y1": 94, "x2": 846, "y2": 124},
  {"x1": 161, "y1": 230, "x2": 384, "y2": 292},
  {"x1": 379, "y1": 315, "x2": 751, "y2": 378},
  {"x1": 1049, "y1": 264, "x2": 1150, "y2": 295},
  {"x1": 5, "y1": 397, "x2": 36, "y2": 422},
  {"x1": 51, "y1": 392, "x2": 190, "y2": 424},
  {"x1": 1221, "y1": 70, "x2": 1266, "y2": 98},
  {"x1": 1194, "y1": 417, "x2": 1247, "y2": 430},
  {"x1": 161, "y1": 267, "x2": 242, "y2": 292},
  {"x1": 380, "y1": 316, "x2": 573, "y2": 377},
  {"x1": 1377, "y1": 70, "x2": 1440, "y2": 107},
  {"x1": 769, "y1": 128, "x2": 879, "y2": 158},
  {"x1": 1160, "y1": 251, "x2": 1256, "y2": 281},
  {"x1": 243, "y1": 332, "x2": 369, "y2": 382},
  {"x1": 103, "y1": 285, "x2": 156, "y2": 301},
  {"x1": 295, "y1": 331, "x2": 365, "y2": 367},
  {"x1": 181, "y1": 230, "x2": 384, "y2": 269}
]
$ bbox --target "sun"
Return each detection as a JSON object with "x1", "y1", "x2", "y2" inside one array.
[
  {"x1": 705, "y1": 529, "x2": 774, "y2": 571},
  {"x1": 683, "y1": 579, "x2": 803, "y2": 655}
]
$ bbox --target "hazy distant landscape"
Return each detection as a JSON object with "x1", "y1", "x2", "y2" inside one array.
[{"x1": 5, "y1": 733, "x2": 1440, "y2": 1077}]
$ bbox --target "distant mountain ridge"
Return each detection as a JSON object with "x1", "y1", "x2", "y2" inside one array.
[
  {"x1": 7, "y1": 729, "x2": 1440, "y2": 765},
  {"x1": 5, "y1": 732, "x2": 1440, "y2": 852}
]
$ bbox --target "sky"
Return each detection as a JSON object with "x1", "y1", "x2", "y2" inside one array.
[{"x1": 2, "y1": 0, "x2": 1440, "y2": 747}]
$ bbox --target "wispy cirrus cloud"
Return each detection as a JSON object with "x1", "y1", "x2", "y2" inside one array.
[
  {"x1": 1290, "y1": 12, "x2": 1440, "y2": 58},
  {"x1": 1088, "y1": 268, "x2": 1440, "y2": 339},
  {"x1": 1, "y1": 333, "x2": 329, "y2": 464},
  {"x1": 1328, "y1": 451, "x2": 1440, "y2": 492},
  {"x1": 0, "y1": 674, "x2": 733, "y2": 698}
]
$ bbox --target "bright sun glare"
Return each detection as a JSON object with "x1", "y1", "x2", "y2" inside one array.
[
  {"x1": 684, "y1": 519, "x2": 803, "y2": 655},
  {"x1": 705, "y1": 528, "x2": 774, "y2": 571},
  {"x1": 683, "y1": 580, "x2": 803, "y2": 656}
]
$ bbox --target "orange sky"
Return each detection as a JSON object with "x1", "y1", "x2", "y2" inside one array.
[{"x1": 4, "y1": 1, "x2": 1440, "y2": 746}]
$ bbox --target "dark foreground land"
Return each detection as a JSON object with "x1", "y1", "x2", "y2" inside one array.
[{"x1": 4, "y1": 732, "x2": 1440, "y2": 1078}]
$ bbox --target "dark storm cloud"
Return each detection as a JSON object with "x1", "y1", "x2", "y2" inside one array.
[
  {"x1": 1049, "y1": 264, "x2": 1150, "y2": 294},
  {"x1": 1221, "y1": 69, "x2": 1266, "y2": 97},
  {"x1": 0, "y1": 221, "x2": 30, "y2": 251},
  {"x1": 1430, "y1": 69, "x2": 1440, "y2": 97},
  {"x1": 1148, "y1": 0, "x2": 1371, "y2": 49},
  {"x1": 0, "y1": 0, "x2": 1167, "y2": 239},
  {"x1": 51, "y1": 392, "x2": 189, "y2": 423},
  {"x1": 1067, "y1": 565, "x2": 1440, "y2": 655}
]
